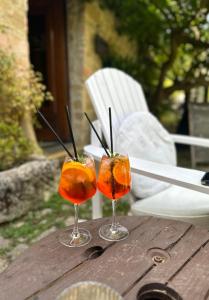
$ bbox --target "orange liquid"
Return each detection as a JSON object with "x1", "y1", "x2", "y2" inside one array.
[
  {"x1": 58, "y1": 157, "x2": 97, "y2": 204},
  {"x1": 97, "y1": 155, "x2": 131, "y2": 200}
]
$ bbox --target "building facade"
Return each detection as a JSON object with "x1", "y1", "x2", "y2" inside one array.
[{"x1": 0, "y1": 0, "x2": 137, "y2": 148}]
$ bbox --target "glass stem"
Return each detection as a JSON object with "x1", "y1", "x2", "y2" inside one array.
[
  {"x1": 72, "y1": 204, "x2": 80, "y2": 238},
  {"x1": 111, "y1": 200, "x2": 118, "y2": 233}
]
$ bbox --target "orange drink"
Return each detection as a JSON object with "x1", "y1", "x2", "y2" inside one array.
[
  {"x1": 37, "y1": 106, "x2": 96, "y2": 247},
  {"x1": 97, "y1": 155, "x2": 130, "y2": 199},
  {"x1": 59, "y1": 157, "x2": 96, "y2": 204},
  {"x1": 98, "y1": 154, "x2": 131, "y2": 242},
  {"x1": 58, "y1": 155, "x2": 96, "y2": 247}
]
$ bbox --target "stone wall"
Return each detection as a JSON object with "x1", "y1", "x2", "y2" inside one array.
[
  {"x1": 0, "y1": 0, "x2": 29, "y2": 66},
  {"x1": 66, "y1": 0, "x2": 86, "y2": 148},
  {"x1": 0, "y1": 159, "x2": 59, "y2": 224},
  {"x1": 66, "y1": 0, "x2": 137, "y2": 148},
  {"x1": 0, "y1": 1, "x2": 59, "y2": 222},
  {"x1": 0, "y1": 0, "x2": 137, "y2": 149},
  {"x1": 0, "y1": 0, "x2": 41, "y2": 154}
]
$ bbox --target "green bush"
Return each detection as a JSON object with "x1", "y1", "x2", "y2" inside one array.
[
  {"x1": 0, "y1": 50, "x2": 52, "y2": 123},
  {"x1": 0, "y1": 122, "x2": 32, "y2": 171},
  {"x1": 0, "y1": 49, "x2": 52, "y2": 171}
]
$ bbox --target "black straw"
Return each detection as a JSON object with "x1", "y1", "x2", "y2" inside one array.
[
  {"x1": 65, "y1": 105, "x2": 78, "y2": 161},
  {"x1": 37, "y1": 109, "x2": 74, "y2": 159},
  {"x1": 109, "y1": 107, "x2": 113, "y2": 155},
  {"x1": 84, "y1": 112, "x2": 110, "y2": 157}
]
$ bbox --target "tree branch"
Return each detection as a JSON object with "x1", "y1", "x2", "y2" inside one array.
[
  {"x1": 153, "y1": 30, "x2": 181, "y2": 104},
  {"x1": 163, "y1": 76, "x2": 209, "y2": 96},
  {"x1": 152, "y1": 0, "x2": 173, "y2": 26},
  {"x1": 182, "y1": 37, "x2": 209, "y2": 48}
]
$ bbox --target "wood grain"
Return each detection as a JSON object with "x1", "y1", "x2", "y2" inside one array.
[
  {"x1": 124, "y1": 224, "x2": 209, "y2": 299},
  {"x1": 1, "y1": 216, "x2": 209, "y2": 300},
  {"x1": 0, "y1": 217, "x2": 147, "y2": 300},
  {"x1": 34, "y1": 218, "x2": 192, "y2": 300}
]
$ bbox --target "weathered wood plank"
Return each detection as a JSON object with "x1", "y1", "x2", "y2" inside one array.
[
  {"x1": 167, "y1": 240, "x2": 209, "y2": 300},
  {"x1": 0, "y1": 216, "x2": 147, "y2": 300},
  {"x1": 30, "y1": 218, "x2": 191, "y2": 300},
  {"x1": 124, "y1": 224, "x2": 209, "y2": 299},
  {"x1": 2, "y1": 216, "x2": 209, "y2": 300}
]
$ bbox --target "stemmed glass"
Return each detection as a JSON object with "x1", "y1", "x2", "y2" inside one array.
[
  {"x1": 97, "y1": 154, "x2": 131, "y2": 241},
  {"x1": 58, "y1": 155, "x2": 97, "y2": 247},
  {"x1": 36, "y1": 107, "x2": 97, "y2": 247}
]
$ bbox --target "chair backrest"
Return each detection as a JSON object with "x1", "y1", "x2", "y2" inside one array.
[{"x1": 86, "y1": 68, "x2": 148, "y2": 148}]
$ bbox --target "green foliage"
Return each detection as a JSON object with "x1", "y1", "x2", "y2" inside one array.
[
  {"x1": 0, "y1": 49, "x2": 52, "y2": 170},
  {"x1": 95, "y1": 0, "x2": 209, "y2": 113},
  {"x1": 0, "y1": 122, "x2": 32, "y2": 171},
  {"x1": 0, "y1": 49, "x2": 52, "y2": 123}
]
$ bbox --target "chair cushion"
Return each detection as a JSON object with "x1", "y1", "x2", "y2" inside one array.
[
  {"x1": 115, "y1": 111, "x2": 176, "y2": 198},
  {"x1": 131, "y1": 185, "x2": 209, "y2": 218}
]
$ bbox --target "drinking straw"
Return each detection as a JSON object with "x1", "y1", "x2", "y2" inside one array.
[
  {"x1": 36, "y1": 109, "x2": 74, "y2": 159},
  {"x1": 109, "y1": 107, "x2": 113, "y2": 155},
  {"x1": 65, "y1": 105, "x2": 78, "y2": 161},
  {"x1": 84, "y1": 112, "x2": 110, "y2": 157}
]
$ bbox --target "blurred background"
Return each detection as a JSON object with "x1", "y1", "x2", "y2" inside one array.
[{"x1": 0, "y1": 0, "x2": 209, "y2": 271}]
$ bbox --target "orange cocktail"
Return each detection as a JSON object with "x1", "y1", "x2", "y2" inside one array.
[
  {"x1": 97, "y1": 155, "x2": 130, "y2": 199},
  {"x1": 59, "y1": 157, "x2": 96, "y2": 204},
  {"x1": 58, "y1": 155, "x2": 96, "y2": 247},
  {"x1": 98, "y1": 154, "x2": 131, "y2": 242}
]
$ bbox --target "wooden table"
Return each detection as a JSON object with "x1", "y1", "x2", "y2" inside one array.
[{"x1": 1, "y1": 216, "x2": 209, "y2": 300}]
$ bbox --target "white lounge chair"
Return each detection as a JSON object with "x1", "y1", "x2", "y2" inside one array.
[{"x1": 84, "y1": 68, "x2": 209, "y2": 226}]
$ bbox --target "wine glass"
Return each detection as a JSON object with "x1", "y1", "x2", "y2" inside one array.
[
  {"x1": 58, "y1": 155, "x2": 97, "y2": 247},
  {"x1": 97, "y1": 154, "x2": 131, "y2": 241}
]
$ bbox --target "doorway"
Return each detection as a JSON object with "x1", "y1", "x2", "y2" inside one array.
[{"x1": 28, "y1": 0, "x2": 69, "y2": 141}]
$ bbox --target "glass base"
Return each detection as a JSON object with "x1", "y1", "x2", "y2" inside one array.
[
  {"x1": 59, "y1": 228, "x2": 92, "y2": 247},
  {"x1": 99, "y1": 223, "x2": 129, "y2": 242}
]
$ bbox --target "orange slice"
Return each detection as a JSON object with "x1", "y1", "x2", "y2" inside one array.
[
  {"x1": 61, "y1": 161, "x2": 94, "y2": 182},
  {"x1": 113, "y1": 158, "x2": 130, "y2": 185}
]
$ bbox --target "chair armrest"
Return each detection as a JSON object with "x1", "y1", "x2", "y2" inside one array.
[
  {"x1": 84, "y1": 144, "x2": 209, "y2": 195},
  {"x1": 171, "y1": 134, "x2": 209, "y2": 148}
]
